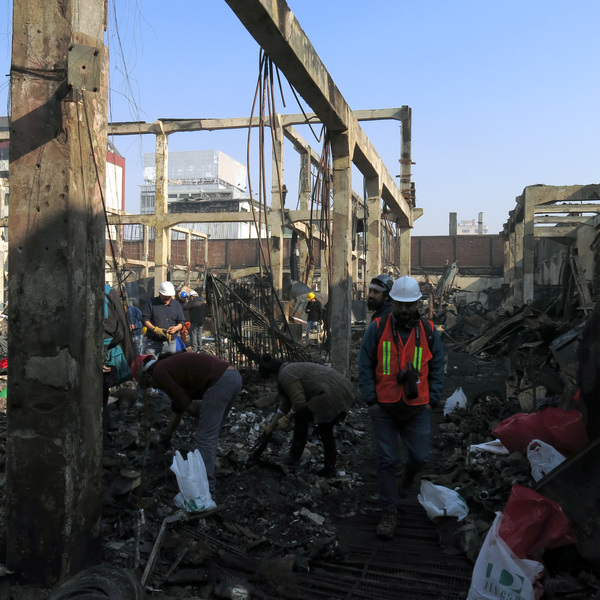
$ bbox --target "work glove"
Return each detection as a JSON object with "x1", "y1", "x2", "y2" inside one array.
[
  {"x1": 153, "y1": 326, "x2": 167, "y2": 340},
  {"x1": 261, "y1": 411, "x2": 283, "y2": 435},
  {"x1": 276, "y1": 415, "x2": 292, "y2": 430}
]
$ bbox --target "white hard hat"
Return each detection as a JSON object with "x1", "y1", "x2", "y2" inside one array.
[
  {"x1": 389, "y1": 276, "x2": 422, "y2": 302},
  {"x1": 158, "y1": 281, "x2": 175, "y2": 297},
  {"x1": 189, "y1": 290, "x2": 199, "y2": 296}
]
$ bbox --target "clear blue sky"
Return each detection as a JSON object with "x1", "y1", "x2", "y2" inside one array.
[{"x1": 2, "y1": 0, "x2": 599, "y2": 235}]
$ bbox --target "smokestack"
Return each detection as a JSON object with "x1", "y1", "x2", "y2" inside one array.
[
  {"x1": 478, "y1": 212, "x2": 483, "y2": 235},
  {"x1": 449, "y1": 213, "x2": 457, "y2": 236}
]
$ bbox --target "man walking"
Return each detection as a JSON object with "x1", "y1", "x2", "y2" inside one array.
[
  {"x1": 304, "y1": 292, "x2": 323, "y2": 340},
  {"x1": 357, "y1": 275, "x2": 445, "y2": 539}
]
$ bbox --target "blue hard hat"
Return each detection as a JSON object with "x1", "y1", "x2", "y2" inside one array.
[{"x1": 180, "y1": 291, "x2": 188, "y2": 298}]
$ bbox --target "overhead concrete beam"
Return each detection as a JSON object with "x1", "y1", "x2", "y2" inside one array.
[
  {"x1": 223, "y1": 0, "x2": 410, "y2": 222},
  {"x1": 535, "y1": 204, "x2": 600, "y2": 214}
]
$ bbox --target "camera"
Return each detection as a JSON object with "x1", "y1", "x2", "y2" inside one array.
[{"x1": 397, "y1": 362, "x2": 419, "y2": 400}]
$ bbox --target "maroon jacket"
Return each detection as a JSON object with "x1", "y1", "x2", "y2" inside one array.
[{"x1": 151, "y1": 352, "x2": 231, "y2": 412}]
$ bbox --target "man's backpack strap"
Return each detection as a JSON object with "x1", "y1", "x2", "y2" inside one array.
[
  {"x1": 420, "y1": 317, "x2": 435, "y2": 348},
  {"x1": 374, "y1": 313, "x2": 390, "y2": 348}
]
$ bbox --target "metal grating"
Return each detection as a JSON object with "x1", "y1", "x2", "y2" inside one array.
[{"x1": 290, "y1": 504, "x2": 474, "y2": 600}]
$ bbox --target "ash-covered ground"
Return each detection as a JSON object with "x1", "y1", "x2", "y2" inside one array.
[{"x1": 1, "y1": 344, "x2": 599, "y2": 599}]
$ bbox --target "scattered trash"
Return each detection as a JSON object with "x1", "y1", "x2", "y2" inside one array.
[
  {"x1": 418, "y1": 480, "x2": 469, "y2": 522},
  {"x1": 527, "y1": 439, "x2": 566, "y2": 482}
]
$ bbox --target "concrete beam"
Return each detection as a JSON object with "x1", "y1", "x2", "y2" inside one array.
[
  {"x1": 223, "y1": 0, "x2": 410, "y2": 222},
  {"x1": 536, "y1": 204, "x2": 600, "y2": 214},
  {"x1": 535, "y1": 215, "x2": 596, "y2": 225}
]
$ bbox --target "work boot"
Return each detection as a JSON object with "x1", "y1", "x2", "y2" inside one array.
[{"x1": 376, "y1": 510, "x2": 397, "y2": 539}]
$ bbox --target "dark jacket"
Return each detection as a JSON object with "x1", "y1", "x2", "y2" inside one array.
[
  {"x1": 151, "y1": 352, "x2": 231, "y2": 413},
  {"x1": 305, "y1": 299, "x2": 323, "y2": 322},
  {"x1": 187, "y1": 297, "x2": 206, "y2": 325},
  {"x1": 142, "y1": 297, "x2": 186, "y2": 341}
]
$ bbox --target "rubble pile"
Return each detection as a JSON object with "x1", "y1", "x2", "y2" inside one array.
[{"x1": 97, "y1": 367, "x2": 373, "y2": 598}]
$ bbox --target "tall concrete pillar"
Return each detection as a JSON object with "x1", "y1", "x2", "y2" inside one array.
[
  {"x1": 154, "y1": 129, "x2": 169, "y2": 293},
  {"x1": 502, "y1": 224, "x2": 511, "y2": 286},
  {"x1": 320, "y1": 240, "x2": 329, "y2": 296},
  {"x1": 514, "y1": 220, "x2": 525, "y2": 302},
  {"x1": 522, "y1": 192, "x2": 535, "y2": 303},
  {"x1": 398, "y1": 227, "x2": 411, "y2": 275},
  {"x1": 449, "y1": 213, "x2": 457, "y2": 236},
  {"x1": 270, "y1": 114, "x2": 284, "y2": 294},
  {"x1": 400, "y1": 107, "x2": 412, "y2": 205},
  {"x1": 365, "y1": 176, "x2": 382, "y2": 283},
  {"x1": 8, "y1": 0, "x2": 107, "y2": 585},
  {"x1": 329, "y1": 131, "x2": 353, "y2": 377},
  {"x1": 298, "y1": 151, "x2": 311, "y2": 283},
  {"x1": 142, "y1": 224, "x2": 150, "y2": 279}
]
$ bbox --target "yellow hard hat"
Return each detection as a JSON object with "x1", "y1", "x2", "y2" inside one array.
[{"x1": 308, "y1": 292, "x2": 315, "y2": 300}]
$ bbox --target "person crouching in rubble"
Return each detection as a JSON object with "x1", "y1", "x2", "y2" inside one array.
[
  {"x1": 258, "y1": 356, "x2": 357, "y2": 477},
  {"x1": 131, "y1": 352, "x2": 242, "y2": 499},
  {"x1": 357, "y1": 275, "x2": 445, "y2": 539}
]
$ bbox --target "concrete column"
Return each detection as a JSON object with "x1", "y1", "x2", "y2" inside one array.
[
  {"x1": 298, "y1": 151, "x2": 311, "y2": 283},
  {"x1": 185, "y1": 232, "x2": 192, "y2": 286},
  {"x1": 523, "y1": 192, "x2": 535, "y2": 303},
  {"x1": 329, "y1": 130, "x2": 353, "y2": 377},
  {"x1": 7, "y1": 0, "x2": 107, "y2": 585},
  {"x1": 449, "y1": 212, "x2": 457, "y2": 236},
  {"x1": 270, "y1": 114, "x2": 284, "y2": 294},
  {"x1": 142, "y1": 224, "x2": 150, "y2": 279},
  {"x1": 400, "y1": 107, "x2": 412, "y2": 205},
  {"x1": 154, "y1": 129, "x2": 169, "y2": 292},
  {"x1": 365, "y1": 176, "x2": 382, "y2": 284},
  {"x1": 514, "y1": 220, "x2": 525, "y2": 302},
  {"x1": 398, "y1": 227, "x2": 411, "y2": 275},
  {"x1": 502, "y1": 225, "x2": 511, "y2": 286},
  {"x1": 320, "y1": 235, "x2": 329, "y2": 295}
]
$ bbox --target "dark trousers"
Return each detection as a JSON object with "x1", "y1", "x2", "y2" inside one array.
[{"x1": 289, "y1": 409, "x2": 339, "y2": 469}]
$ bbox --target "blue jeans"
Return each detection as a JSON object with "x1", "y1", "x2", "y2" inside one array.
[
  {"x1": 369, "y1": 403, "x2": 431, "y2": 511},
  {"x1": 143, "y1": 337, "x2": 179, "y2": 357},
  {"x1": 193, "y1": 369, "x2": 242, "y2": 497},
  {"x1": 189, "y1": 322, "x2": 203, "y2": 351},
  {"x1": 306, "y1": 321, "x2": 320, "y2": 338}
]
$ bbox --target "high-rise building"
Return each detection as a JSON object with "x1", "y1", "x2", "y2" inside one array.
[{"x1": 141, "y1": 150, "x2": 263, "y2": 239}]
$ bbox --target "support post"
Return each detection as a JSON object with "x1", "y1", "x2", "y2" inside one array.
[
  {"x1": 270, "y1": 114, "x2": 284, "y2": 294},
  {"x1": 398, "y1": 227, "x2": 411, "y2": 275},
  {"x1": 523, "y1": 191, "x2": 535, "y2": 303},
  {"x1": 365, "y1": 176, "x2": 382, "y2": 283},
  {"x1": 329, "y1": 131, "x2": 353, "y2": 376},
  {"x1": 7, "y1": 0, "x2": 107, "y2": 585},
  {"x1": 154, "y1": 129, "x2": 169, "y2": 292}
]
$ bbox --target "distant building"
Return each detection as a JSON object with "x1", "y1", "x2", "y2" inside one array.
[
  {"x1": 141, "y1": 150, "x2": 264, "y2": 239},
  {"x1": 458, "y1": 218, "x2": 488, "y2": 235}
]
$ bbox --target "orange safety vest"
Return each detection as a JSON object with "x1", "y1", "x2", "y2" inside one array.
[{"x1": 374, "y1": 316, "x2": 433, "y2": 406}]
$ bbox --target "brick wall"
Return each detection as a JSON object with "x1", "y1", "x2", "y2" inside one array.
[{"x1": 411, "y1": 235, "x2": 503, "y2": 275}]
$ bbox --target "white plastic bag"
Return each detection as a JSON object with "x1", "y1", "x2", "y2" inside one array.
[
  {"x1": 417, "y1": 480, "x2": 469, "y2": 521},
  {"x1": 444, "y1": 387, "x2": 467, "y2": 416},
  {"x1": 527, "y1": 439, "x2": 566, "y2": 482},
  {"x1": 170, "y1": 450, "x2": 216, "y2": 512},
  {"x1": 467, "y1": 512, "x2": 543, "y2": 600}
]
